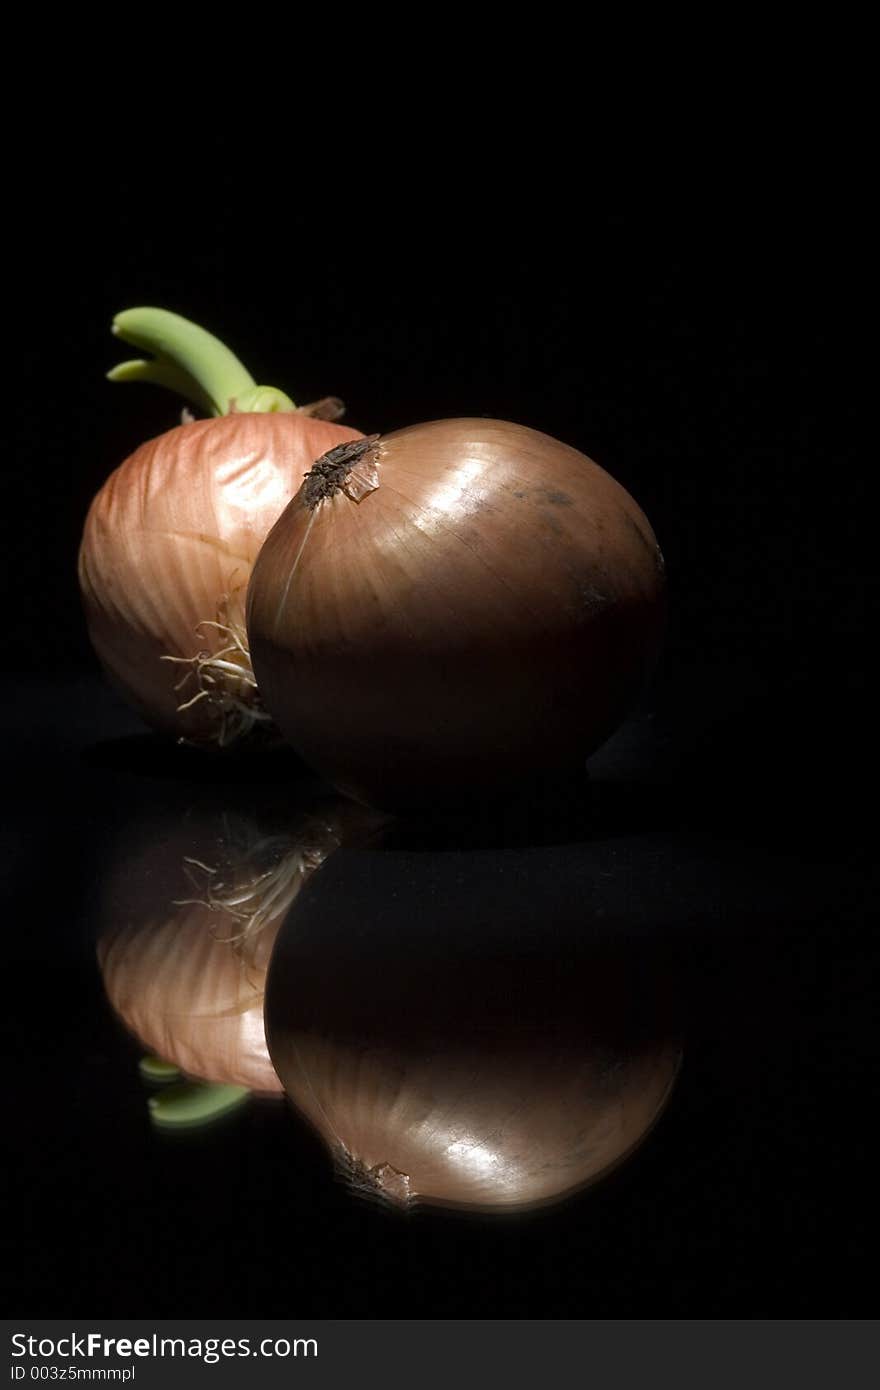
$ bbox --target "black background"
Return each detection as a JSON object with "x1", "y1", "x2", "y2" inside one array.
[{"x1": 5, "y1": 120, "x2": 875, "y2": 1318}]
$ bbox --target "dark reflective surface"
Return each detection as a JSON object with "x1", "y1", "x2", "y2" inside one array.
[
  {"x1": 87, "y1": 779, "x2": 684, "y2": 1211},
  {"x1": 5, "y1": 669, "x2": 876, "y2": 1315}
]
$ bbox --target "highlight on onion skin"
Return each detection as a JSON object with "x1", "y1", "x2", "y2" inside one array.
[
  {"x1": 78, "y1": 308, "x2": 360, "y2": 747},
  {"x1": 96, "y1": 796, "x2": 377, "y2": 1093},
  {"x1": 247, "y1": 420, "x2": 665, "y2": 808},
  {"x1": 265, "y1": 844, "x2": 682, "y2": 1213}
]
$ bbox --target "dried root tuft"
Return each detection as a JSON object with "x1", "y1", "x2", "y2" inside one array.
[
  {"x1": 161, "y1": 601, "x2": 273, "y2": 748},
  {"x1": 173, "y1": 820, "x2": 339, "y2": 1010}
]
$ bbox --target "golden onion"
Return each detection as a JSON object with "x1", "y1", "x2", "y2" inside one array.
[
  {"x1": 247, "y1": 420, "x2": 665, "y2": 806},
  {"x1": 79, "y1": 309, "x2": 360, "y2": 746}
]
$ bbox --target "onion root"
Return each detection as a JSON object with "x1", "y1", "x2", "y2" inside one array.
[{"x1": 160, "y1": 608, "x2": 273, "y2": 749}]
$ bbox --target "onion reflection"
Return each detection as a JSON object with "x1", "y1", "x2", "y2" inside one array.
[
  {"x1": 266, "y1": 846, "x2": 682, "y2": 1212},
  {"x1": 96, "y1": 796, "x2": 377, "y2": 1092}
]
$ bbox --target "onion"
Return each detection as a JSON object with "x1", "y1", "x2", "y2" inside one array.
[
  {"x1": 96, "y1": 797, "x2": 375, "y2": 1091},
  {"x1": 79, "y1": 308, "x2": 360, "y2": 746},
  {"x1": 265, "y1": 844, "x2": 682, "y2": 1212},
  {"x1": 246, "y1": 420, "x2": 665, "y2": 806}
]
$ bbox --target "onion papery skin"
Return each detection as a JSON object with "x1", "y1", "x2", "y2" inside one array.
[
  {"x1": 247, "y1": 419, "x2": 665, "y2": 807},
  {"x1": 79, "y1": 413, "x2": 361, "y2": 744},
  {"x1": 265, "y1": 844, "x2": 682, "y2": 1212},
  {"x1": 99, "y1": 901, "x2": 284, "y2": 1093},
  {"x1": 270, "y1": 1026, "x2": 680, "y2": 1211}
]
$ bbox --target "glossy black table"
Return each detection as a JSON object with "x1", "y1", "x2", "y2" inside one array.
[{"x1": 4, "y1": 666, "x2": 874, "y2": 1316}]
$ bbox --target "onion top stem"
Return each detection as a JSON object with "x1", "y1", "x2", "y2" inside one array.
[{"x1": 108, "y1": 307, "x2": 296, "y2": 416}]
